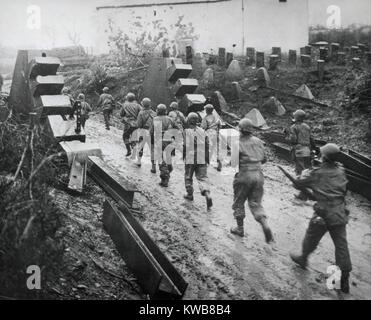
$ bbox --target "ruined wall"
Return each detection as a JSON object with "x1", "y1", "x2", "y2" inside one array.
[{"x1": 95, "y1": 0, "x2": 309, "y2": 55}]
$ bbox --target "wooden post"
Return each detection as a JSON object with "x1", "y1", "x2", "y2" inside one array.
[
  {"x1": 226, "y1": 52, "x2": 234, "y2": 67},
  {"x1": 272, "y1": 47, "x2": 282, "y2": 61},
  {"x1": 269, "y1": 54, "x2": 279, "y2": 71},
  {"x1": 256, "y1": 51, "x2": 265, "y2": 68},
  {"x1": 289, "y1": 50, "x2": 297, "y2": 66},
  {"x1": 317, "y1": 60, "x2": 325, "y2": 82},
  {"x1": 246, "y1": 47, "x2": 255, "y2": 66},
  {"x1": 186, "y1": 46, "x2": 193, "y2": 65},
  {"x1": 301, "y1": 55, "x2": 311, "y2": 68},
  {"x1": 218, "y1": 48, "x2": 226, "y2": 67}
]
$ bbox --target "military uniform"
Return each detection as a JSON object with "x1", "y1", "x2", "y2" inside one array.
[
  {"x1": 287, "y1": 122, "x2": 312, "y2": 176},
  {"x1": 150, "y1": 115, "x2": 178, "y2": 186},
  {"x1": 183, "y1": 125, "x2": 210, "y2": 197},
  {"x1": 70, "y1": 100, "x2": 92, "y2": 129},
  {"x1": 294, "y1": 162, "x2": 352, "y2": 274},
  {"x1": 201, "y1": 113, "x2": 222, "y2": 170},
  {"x1": 232, "y1": 135, "x2": 267, "y2": 223},
  {"x1": 137, "y1": 108, "x2": 156, "y2": 159},
  {"x1": 120, "y1": 101, "x2": 142, "y2": 145},
  {"x1": 169, "y1": 110, "x2": 186, "y2": 130},
  {"x1": 97, "y1": 93, "x2": 115, "y2": 129}
]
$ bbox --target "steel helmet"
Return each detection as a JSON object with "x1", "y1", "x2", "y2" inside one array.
[
  {"x1": 141, "y1": 98, "x2": 151, "y2": 109},
  {"x1": 169, "y1": 102, "x2": 178, "y2": 110},
  {"x1": 238, "y1": 118, "x2": 254, "y2": 133},
  {"x1": 156, "y1": 104, "x2": 167, "y2": 115},
  {"x1": 102, "y1": 87, "x2": 109, "y2": 93},
  {"x1": 187, "y1": 112, "x2": 199, "y2": 125},
  {"x1": 126, "y1": 92, "x2": 136, "y2": 102},
  {"x1": 320, "y1": 143, "x2": 341, "y2": 161},
  {"x1": 78, "y1": 93, "x2": 85, "y2": 100},
  {"x1": 62, "y1": 87, "x2": 69, "y2": 94},
  {"x1": 204, "y1": 104, "x2": 214, "y2": 113},
  {"x1": 293, "y1": 109, "x2": 306, "y2": 121}
]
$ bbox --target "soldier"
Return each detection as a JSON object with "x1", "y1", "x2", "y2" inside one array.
[
  {"x1": 230, "y1": 118, "x2": 274, "y2": 243},
  {"x1": 201, "y1": 104, "x2": 222, "y2": 171},
  {"x1": 136, "y1": 97, "x2": 156, "y2": 170},
  {"x1": 150, "y1": 104, "x2": 178, "y2": 187},
  {"x1": 62, "y1": 87, "x2": 75, "y2": 106},
  {"x1": 183, "y1": 112, "x2": 213, "y2": 209},
  {"x1": 97, "y1": 87, "x2": 115, "y2": 130},
  {"x1": 286, "y1": 109, "x2": 314, "y2": 200},
  {"x1": 290, "y1": 143, "x2": 352, "y2": 294},
  {"x1": 168, "y1": 101, "x2": 186, "y2": 157},
  {"x1": 70, "y1": 93, "x2": 92, "y2": 129},
  {"x1": 168, "y1": 102, "x2": 186, "y2": 130},
  {"x1": 120, "y1": 92, "x2": 142, "y2": 157}
]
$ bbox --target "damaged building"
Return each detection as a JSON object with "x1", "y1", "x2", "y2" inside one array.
[{"x1": 95, "y1": 0, "x2": 309, "y2": 55}]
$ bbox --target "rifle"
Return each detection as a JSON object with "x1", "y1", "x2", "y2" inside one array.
[{"x1": 277, "y1": 165, "x2": 316, "y2": 201}]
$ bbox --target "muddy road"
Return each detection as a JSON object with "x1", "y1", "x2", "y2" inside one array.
[{"x1": 81, "y1": 115, "x2": 371, "y2": 300}]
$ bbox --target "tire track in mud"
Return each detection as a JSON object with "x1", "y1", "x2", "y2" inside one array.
[{"x1": 85, "y1": 116, "x2": 371, "y2": 300}]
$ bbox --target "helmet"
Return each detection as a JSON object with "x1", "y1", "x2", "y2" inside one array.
[
  {"x1": 62, "y1": 87, "x2": 69, "y2": 94},
  {"x1": 156, "y1": 104, "x2": 167, "y2": 115},
  {"x1": 102, "y1": 87, "x2": 109, "y2": 93},
  {"x1": 320, "y1": 143, "x2": 340, "y2": 161},
  {"x1": 126, "y1": 92, "x2": 136, "y2": 102},
  {"x1": 204, "y1": 104, "x2": 214, "y2": 113},
  {"x1": 169, "y1": 102, "x2": 178, "y2": 110},
  {"x1": 293, "y1": 109, "x2": 306, "y2": 121},
  {"x1": 141, "y1": 98, "x2": 151, "y2": 109},
  {"x1": 238, "y1": 118, "x2": 254, "y2": 133},
  {"x1": 187, "y1": 112, "x2": 199, "y2": 125},
  {"x1": 78, "y1": 93, "x2": 85, "y2": 100}
]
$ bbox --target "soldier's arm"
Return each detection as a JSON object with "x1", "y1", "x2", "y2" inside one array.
[
  {"x1": 201, "y1": 117, "x2": 208, "y2": 130},
  {"x1": 137, "y1": 112, "x2": 143, "y2": 128},
  {"x1": 295, "y1": 169, "x2": 316, "y2": 189}
]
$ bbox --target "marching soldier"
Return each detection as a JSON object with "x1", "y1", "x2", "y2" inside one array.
[
  {"x1": 290, "y1": 143, "x2": 352, "y2": 294},
  {"x1": 150, "y1": 104, "x2": 179, "y2": 187},
  {"x1": 183, "y1": 112, "x2": 213, "y2": 209},
  {"x1": 201, "y1": 104, "x2": 222, "y2": 171},
  {"x1": 120, "y1": 92, "x2": 142, "y2": 157},
  {"x1": 286, "y1": 109, "x2": 314, "y2": 200},
  {"x1": 168, "y1": 101, "x2": 186, "y2": 157},
  {"x1": 136, "y1": 97, "x2": 156, "y2": 169},
  {"x1": 69, "y1": 93, "x2": 92, "y2": 129},
  {"x1": 230, "y1": 118, "x2": 274, "y2": 243},
  {"x1": 97, "y1": 87, "x2": 115, "y2": 130}
]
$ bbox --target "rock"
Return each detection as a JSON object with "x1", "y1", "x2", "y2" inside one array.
[
  {"x1": 77, "y1": 284, "x2": 88, "y2": 290},
  {"x1": 262, "y1": 96, "x2": 286, "y2": 115},
  {"x1": 255, "y1": 67, "x2": 270, "y2": 87},
  {"x1": 322, "y1": 118, "x2": 336, "y2": 127},
  {"x1": 226, "y1": 59, "x2": 243, "y2": 80},
  {"x1": 202, "y1": 68, "x2": 214, "y2": 88},
  {"x1": 294, "y1": 84, "x2": 314, "y2": 100}
]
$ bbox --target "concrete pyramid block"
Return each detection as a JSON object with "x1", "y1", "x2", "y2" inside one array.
[
  {"x1": 262, "y1": 96, "x2": 286, "y2": 116},
  {"x1": 294, "y1": 84, "x2": 314, "y2": 100},
  {"x1": 244, "y1": 108, "x2": 270, "y2": 130},
  {"x1": 255, "y1": 67, "x2": 270, "y2": 87},
  {"x1": 226, "y1": 59, "x2": 243, "y2": 80},
  {"x1": 202, "y1": 68, "x2": 214, "y2": 87}
]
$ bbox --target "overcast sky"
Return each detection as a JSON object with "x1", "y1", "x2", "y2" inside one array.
[{"x1": 0, "y1": 0, "x2": 371, "y2": 50}]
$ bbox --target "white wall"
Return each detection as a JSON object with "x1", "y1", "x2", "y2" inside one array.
[{"x1": 95, "y1": 0, "x2": 309, "y2": 55}]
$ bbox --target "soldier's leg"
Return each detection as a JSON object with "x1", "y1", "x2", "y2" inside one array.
[
  {"x1": 103, "y1": 110, "x2": 110, "y2": 130},
  {"x1": 291, "y1": 216, "x2": 327, "y2": 268},
  {"x1": 328, "y1": 225, "x2": 352, "y2": 293},
  {"x1": 159, "y1": 142, "x2": 171, "y2": 186},
  {"x1": 248, "y1": 172, "x2": 273, "y2": 243},
  {"x1": 184, "y1": 164, "x2": 195, "y2": 200},
  {"x1": 195, "y1": 164, "x2": 212, "y2": 209},
  {"x1": 231, "y1": 173, "x2": 249, "y2": 237},
  {"x1": 150, "y1": 142, "x2": 156, "y2": 173},
  {"x1": 123, "y1": 127, "x2": 132, "y2": 157}
]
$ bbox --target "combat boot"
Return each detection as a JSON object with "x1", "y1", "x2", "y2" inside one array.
[
  {"x1": 230, "y1": 218, "x2": 244, "y2": 237},
  {"x1": 125, "y1": 144, "x2": 131, "y2": 157},
  {"x1": 290, "y1": 253, "x2": 308, "y2": 269},
  {"x1": 159, "y1": 180, "x2": 168, "y2": 187},
  {"x1": 184, "y1": 193, "x2": 194, "y2": 201},
  {"x1": 340, "y1": 272, "x2": 350, "y2": 294},
  {"x1": 260, "y1": 218, "x2": 274, "y2": 243}
]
